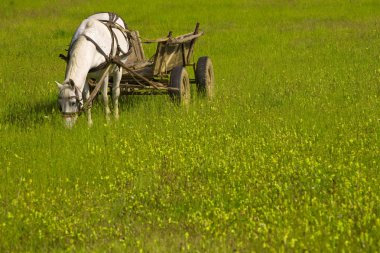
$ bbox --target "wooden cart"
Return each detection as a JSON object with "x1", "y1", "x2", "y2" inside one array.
[{"x1": 112, "y1": 23, "x2": 214, "y2": 105}]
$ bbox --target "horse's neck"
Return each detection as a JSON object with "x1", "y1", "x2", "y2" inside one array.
[{"x1": 65, "y1": 38, "x2": 97, "y2": 91}]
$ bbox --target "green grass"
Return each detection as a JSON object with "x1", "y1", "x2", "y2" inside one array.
[{"x1": 0, "y1": 0, "x2": 379, "y2": 252}]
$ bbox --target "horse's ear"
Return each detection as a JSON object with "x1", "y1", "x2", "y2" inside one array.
[
  {"x1": 55, "y1": 81, "x2": 63, "y2": 89},
  {"x1": 69, "y1": 79, "x2": 75, "y2": 87},
  {"x1": 59, "y1": 54, "x2": 69, "y2": 62}
]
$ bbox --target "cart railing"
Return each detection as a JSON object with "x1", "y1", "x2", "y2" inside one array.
[
  {"x1": 72, "y1": 23, "x2": 212, "y2": 113},
  {"x1": 123, "y1": 23, "x2": 203, "y2": 77},
  {"x1": 152, "y1": 23, "x2": 202, "y2": 76},
  {"x1": 110, "y1": 23, "x2": 204, "y2": 93}
]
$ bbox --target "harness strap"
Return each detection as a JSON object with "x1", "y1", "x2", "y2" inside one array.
[
  {"x1": 111, "y1": 27, "x2": 127, "y2": 56},
  {"x1": 82, "y1": 34, "x2": 110, "y2": 62},
  {"x1": 83, "y1": 23, "x2": 115, "y2": 72},
  {"x1": 85, "y1": 22, "x2": 133, "y2": 72},
  {"x1": 109, "y1": 12, "x2": 118, "y2": 23},
  {"x1": 88, "y1": 61, "x2": 110, "y2": 73},
  {"x1": 105, "y1": 22, "x2": 116, "y2": 57}
]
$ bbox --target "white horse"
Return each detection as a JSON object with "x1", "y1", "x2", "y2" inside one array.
[{"x1": 56, "y1": 13, "x2": 130, "y2": 127}]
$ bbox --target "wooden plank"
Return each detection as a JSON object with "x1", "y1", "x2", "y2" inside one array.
[
  {"x1": 125, "y1": 31, "x2": 146, "y2": 65},
  {"x1": 117, "y1": 24, "x2": 204, "y2": 83},
  {"x1": 167, "y1": 32, "x2": 203, "y2": 44},
  {"x1": 186, "y1": 23, "x2": 200, "y2": 63},
  {"x1": 142, "y1": 37, "x2": 170, "y2": 44},
  {"x1": 112, "y1": 56, "x2": 163, "y2": 89},
  {"x1": 141, "y1": 30, "x2": 203, "y2": 44},
  {"x1": 152, "y1": 40, "x2": 194, "y2": 75}
]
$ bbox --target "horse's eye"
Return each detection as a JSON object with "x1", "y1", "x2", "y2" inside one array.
[{"x1": 70, "y1": 101, "x2": 77, "y2": 107}]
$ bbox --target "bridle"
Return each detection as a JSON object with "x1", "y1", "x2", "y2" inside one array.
[{"x1": 58, "y1": 85, "x2": 84, "y2": 117}]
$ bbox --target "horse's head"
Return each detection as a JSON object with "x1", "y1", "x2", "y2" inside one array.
[{"x1": 55, "y1": 79, "x2": 83, "y2": 128}]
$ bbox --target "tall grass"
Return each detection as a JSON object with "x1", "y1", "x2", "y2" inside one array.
[{"x1": 0, "y1": 0, "x2": 379, "y2": 252}]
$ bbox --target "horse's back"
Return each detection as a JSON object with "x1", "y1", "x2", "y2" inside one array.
[
  {"x1": 70, "y1": 13, "x2": 126, "y2": 46},
  {"x1": 68, "y1": 14, "x2": 129, "y2": 76},
  {"x1": 81, "y1": 19, "x2": 129, "y2": 57}
]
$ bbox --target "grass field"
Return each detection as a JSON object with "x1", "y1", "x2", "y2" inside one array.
[{"x1": 0, "y1": 0, "x2": 379, "y2": 252}]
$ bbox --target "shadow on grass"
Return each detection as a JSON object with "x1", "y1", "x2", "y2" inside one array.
[
  {"x1": 1, "y1": 94, "x2": 172, "y2": 128},
  {"x1": 1, "y1": 98, "x2": 59, "y2": 128}
]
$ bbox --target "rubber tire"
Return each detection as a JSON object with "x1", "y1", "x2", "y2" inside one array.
[
  {"x1": 196, "y1": 56, "x2": 214, "y2": 98},
  {"x1": 169, "y1": 66, "x2": 190, "y2": 106}
]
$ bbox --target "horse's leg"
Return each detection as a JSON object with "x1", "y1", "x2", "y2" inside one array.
[
  {"x1": 112, "y1": 68, "x2": 122, "y2": 120},
  {"x1": 83, "y1": 82, "x2": 93, "y2": 126},
  {"x1": 102, "y1": 73, "x2": 111, "y2": 121}
]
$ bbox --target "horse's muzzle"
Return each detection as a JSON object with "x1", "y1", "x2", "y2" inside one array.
[{"x1": 62, "y1": 113, "x2": 78, "y2": 128}]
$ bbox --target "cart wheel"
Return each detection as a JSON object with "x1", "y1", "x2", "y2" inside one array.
[
  {"x1": 169, "y1": 66, "x2": 190, "y2": 106},
  {"x1": 196, "y1": 56, "x2": 214, "y2": 98}
]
